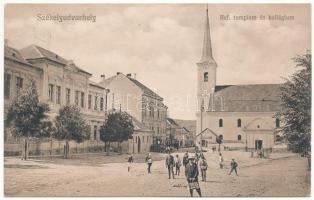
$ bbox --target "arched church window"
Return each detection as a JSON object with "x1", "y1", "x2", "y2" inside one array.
[
  {"x1": 238, "y1": 135, "x2": 242, "y2": 141},
  {"x1": 219, "y1": 119, "x2": 223, "y2": 127},
  {"x1": 204, "y1": 72, "x2": 208, "y2": 82},
  {"x1": 237, "y1": 119, "x2": 242, "y2": 127},
  {"x1": 276, "y1": 118, "x2": 280, "y2": 128}
]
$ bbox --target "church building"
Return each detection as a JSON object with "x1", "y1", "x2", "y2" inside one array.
[{"x1": 195, "y1": 8, "x2": 282, "y2": 152}]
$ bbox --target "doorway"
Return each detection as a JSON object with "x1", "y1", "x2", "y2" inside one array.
[
  {"x1": 255, "y1": 140, "x2": 263, "y2": 150},
  {"x1": 138, "y1": 137, "x2": 141, "y2": 153}
]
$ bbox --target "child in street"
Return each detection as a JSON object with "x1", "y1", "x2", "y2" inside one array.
[
  {"x1": 199, "y1": 156, "x2": 208, "y2": 182},
  {"x1": 127, "y1": 154, "x2": 134, "y2": 172},
  {"x1": 175, "y1": 154, "x2": 182, "y2": 176},
  {"x1": 228, "y1": 158, "x2": 238, "y2": 176},
  {"x1": 219, "y1": 153, "x2": 224, "y2": 169},
  {"x1": 145, "y1": 153, "x2": 153, "y2": 174}
]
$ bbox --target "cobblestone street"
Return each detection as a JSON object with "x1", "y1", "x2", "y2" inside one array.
[{"x1": 4, "y1": 151, "x2": 310, "y2": 197}]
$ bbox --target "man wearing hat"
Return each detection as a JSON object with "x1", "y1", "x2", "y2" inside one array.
[
  {"x1": 185, "y1": 155, "x2": 202, "y2": 197},
  {"x1": 165, "y1": 152, "x2": 175, "y2": 179}
]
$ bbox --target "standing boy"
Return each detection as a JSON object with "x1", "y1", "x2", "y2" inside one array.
[
  {"x1": 199, "y1": 156, "x2": 208, "y2": 182},
  {"x1": 145, "y1": 153, "x2": 153, "y2": 174},
  {"x1": 185, "y1": 155, "x2": 202, "y2": 197},
  {"x1": 175, "y1": 154, "x2": 182, "y2": 176},
  {"x1": 228, "y1": 158, "x2": 238, "y2": 176},
  {"x1": 127, "y1": 154, "x2": 134, "y2": 172}
]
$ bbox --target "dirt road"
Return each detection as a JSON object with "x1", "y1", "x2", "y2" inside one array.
[{"x1": 4, "y1": 151, "x2": 310, "y2": 197}]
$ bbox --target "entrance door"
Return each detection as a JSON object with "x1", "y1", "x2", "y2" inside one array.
[
  {"x1": 255, "y1": 140, "x2": 263, "y2": 150},
  {"x1": 138, "y1": 137, "x2": 141, "y2": 153}
]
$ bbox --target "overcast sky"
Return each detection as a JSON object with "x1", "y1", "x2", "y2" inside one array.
[{"x1": 5, "y1": 4, "x2": 311, "y2": 120}]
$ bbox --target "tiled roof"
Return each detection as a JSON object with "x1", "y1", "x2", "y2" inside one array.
[
  {"x1": 209, "y1": 84, "x2": 282, "y2": 112},
  {"x1": 89, "y1": 81, "x2": 105, "y2": 89},
  {"x1": 166, "y1": 118, "x2": 179, "y2": 126},
  {"x1": 4, "y1": 46, "x2": 40, "y2": 69},
  {"x1": 20, "y1": 45, "x2": 91, "y2": 75},
  {"x1": 99, "y1": 73, "x2": 164, "y2": 101},
  {"x1": 127, "y1": 77, "x2": 163, "y2": 100},
  {"x1": 173, "y1": 119, "x2": 196, "y2": 134},
  {"x1": 118, "y1": 111, "x2": 152, "y2": 133}
]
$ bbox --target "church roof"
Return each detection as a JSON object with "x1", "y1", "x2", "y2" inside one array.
[
  {"x1": 20, "y1": 45, "x2": 92, "y2": 75},
  {"x1": 209, "y1": 84, "x2": 283, "y2": 112}
]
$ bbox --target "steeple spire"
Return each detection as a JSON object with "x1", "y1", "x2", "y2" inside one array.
[{"x1": 199, "y1": 6, "x2": 215, "y2": 63}]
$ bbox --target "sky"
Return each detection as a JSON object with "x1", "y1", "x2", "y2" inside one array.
[{"x1": 4, "y1": 4, "x2": 311, "y2": 120}]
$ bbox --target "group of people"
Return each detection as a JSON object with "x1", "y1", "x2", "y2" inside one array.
[{"x1": 127, "y1": 149, "x2": 239, "y2": 197}]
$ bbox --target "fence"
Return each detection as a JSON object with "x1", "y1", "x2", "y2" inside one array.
[{"x1": 4, "y1": 138, "x2": 129, "y2": 157}]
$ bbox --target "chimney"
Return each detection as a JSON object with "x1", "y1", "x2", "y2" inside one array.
[
  {"x1": 126, "y1": 73, "x2": 132, "y2": 78},
  {"x1": 101, "y1": 74, "x2": 106, "y2": 81},
  {"x1": 133, "y1": 73, "x2": 137, "y2": 80},
  {"x1": 117, "y1": 72, "x2": 121, "y2": 75},
  {"x1": 4, "y1": 39, "x2": 9, "y2": 46}
]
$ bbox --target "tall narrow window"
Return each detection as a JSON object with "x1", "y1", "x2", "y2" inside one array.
[
  {"x1": 276, "y1": 118, "x2": 280, "y2": 128},
  {"x1": 75, "y1": 91, "x2": 79, "y2": 106},
  {"x1": 100, "y1": 97, "x2": 104, "y2": 111},
  {"x1": 16, "y1": 77, "x2": 23, "y2": 97},
  {"x1": 94, "y1": 95, "x2": 98, "y2": 110},
  {"x1": 48, "y1": 84, "x2": 54, "y2": 102},
  {"x1": 56, "y1": 86, "x2": 61, "y2": 104},
  {"x1": 204, "y1": 72, "x2": 208, "y2": 82},
  {"x1": 66, "y1": 88, "x2": 71, "y2": 105},
  {"x1": 88, "y1": 95, "x2": 92, "y2": 109},
  {"x1": 237, "y1": 119, "x2": 242, "y2": 127},
  {"x1": 80, "y1": 92, "x2": 85, "y2": 108},
  {"x1": 219, "y1": 119, "x2": 223, "y2": 127},
  {"x1": 94, "y1": 125, "x2": 97, "y2": 140},
  {"x1": 4, "y1": 73, "x2": 11, "y2": 99}
]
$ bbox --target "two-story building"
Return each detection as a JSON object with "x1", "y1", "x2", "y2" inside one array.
[
  {"x1": 99, "y1": 73, "x2": 168, "y2": 145},
  {"x1": 4, "y1": 42, "x2": 109, "y2": 146}
]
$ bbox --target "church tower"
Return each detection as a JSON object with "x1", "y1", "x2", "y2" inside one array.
[{"x1": 196, "y1": 7, "x2": 217, "y2": 113}]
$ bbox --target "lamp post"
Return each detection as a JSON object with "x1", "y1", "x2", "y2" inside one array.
[{"x1": 200, "y1": 102, "x2": 204, "y2": 151}]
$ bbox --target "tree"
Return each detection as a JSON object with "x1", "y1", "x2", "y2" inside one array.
[
  {"x1": 100, "y1": 111, "x2": 134, "y2": 154},
  {"x1": 6, "y1": 80, "x2": 50, "y2": 160},
  {"x1": 216, "y1": 135, "x2": 223, "y2": 152},
  {"x1": 277, "y1": 52, "x2": 311, "y2": 153},
  {"x1": 54, "y1": 105, "x2": 90, "y2": 158}
]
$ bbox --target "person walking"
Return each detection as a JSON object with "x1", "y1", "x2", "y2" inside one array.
[
  {"x1": 183, "y1": 151, "x2": 189, "y2": 168},
  {"x1": 228, "y1": 158, "x2": 238, "y2": 176},
  {"x1": 145, "y1": 153, "x2": 153, "y2": 174},
  {"x1": 127, "y1": 154, "x2": 134, "y2": 172},
  {"x1": 199, "y1": 156, "x2": 208, "y2": 182},
  {"x1": 185, "y1": 155, "x2": 202, "y2": 197},
  {"x1": 175, "y1": 154, "x2": 182, "y2": 176},
  {"x1": 219, "y1": 153, "x2": 224, "y2": 169},
  {"x1": 165, "y1": 152, "x2": 175, "y2": 179}
]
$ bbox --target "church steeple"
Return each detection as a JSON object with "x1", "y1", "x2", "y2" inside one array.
[
  {"x1": 196, "y1": 5, "x2": 218, "y2": 113},
  {"x1": 199, "y1": 7, "x2": 215, "y2": 64}
]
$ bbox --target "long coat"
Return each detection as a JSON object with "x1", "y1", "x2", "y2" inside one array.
[{"x1": 185, "y1": 162, "x2": 199, "y2": 182}]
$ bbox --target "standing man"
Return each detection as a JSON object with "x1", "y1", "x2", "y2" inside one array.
[
  {"x1": 228, "y1": 158, "x2": 239, "y2": 176},
  {"x1": 175, "y1": 154, "x2": 182, "y2": 176},
  {"x1": 219, "y1": 153, "x2": 224, "y2": 169},
  {"x1": 183, "y1": 151, "x2": 189, "y2": 168},
  {"x1": 145, "y1": 153, "x2": 153, "y2": 174},
  {"x1": 185, "y1": 155, "x2": 202, "y2": 197},
  {"x1": 165, "y1": 152, "x2": 175, "y2": 179},
  {"x1": 199, "y1": 156, "x2": 208, "y2": 182}
]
